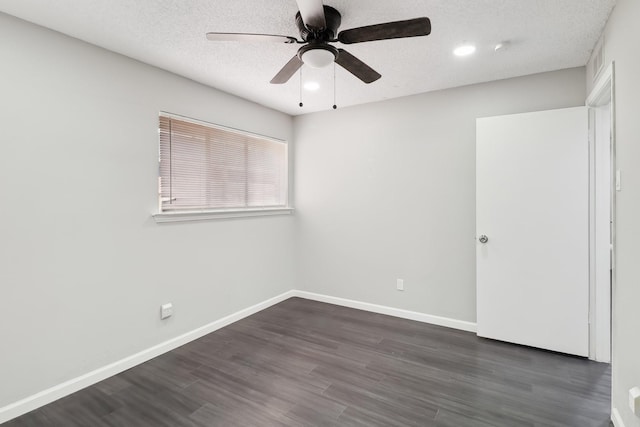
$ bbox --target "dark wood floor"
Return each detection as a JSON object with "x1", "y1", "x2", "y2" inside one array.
[{"x1": 5, "y1": 297, "x2": 611, "y2": 427}]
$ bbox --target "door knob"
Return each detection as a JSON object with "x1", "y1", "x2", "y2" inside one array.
[{"x1": 479, "y1": 235, "x2": 489, "y2": 244}]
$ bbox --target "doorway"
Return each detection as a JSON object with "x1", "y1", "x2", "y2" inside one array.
[{"x1": 475, "y1": 63, "x2": 616, "y2": 362}]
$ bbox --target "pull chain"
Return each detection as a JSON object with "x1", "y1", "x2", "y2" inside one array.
[
  {"x1": 299, "y1": 67, "x2": 304, "y2": 108},
  {"x1": 333, "y1": 63, "x2": 337, "y2": 110}
]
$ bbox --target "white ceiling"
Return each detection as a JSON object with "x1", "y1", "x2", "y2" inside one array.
[{"x1": 1, "y1": 0, "x2": 615, "y2": 116}]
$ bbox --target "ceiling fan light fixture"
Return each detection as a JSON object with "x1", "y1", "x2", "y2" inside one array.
[
  {"x1": 454, "y1": 44, "x2": 476, "y2": 57},
  {"x1": 301, "y1": 48, "x2": 336, "y2": 68}
]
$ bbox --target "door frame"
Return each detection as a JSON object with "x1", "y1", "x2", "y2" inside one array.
[{"x1": 586, "y1": 62, "x2": 616, "y2": 363}]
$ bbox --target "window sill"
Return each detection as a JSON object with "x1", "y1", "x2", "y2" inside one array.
[{"x1": 152, "y1": 207, "x2": 294, "y2": 223}]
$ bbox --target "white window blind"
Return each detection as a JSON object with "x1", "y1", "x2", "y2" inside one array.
[{"x1": 159, "y1": 114, "x2": 287, "y2": 212}]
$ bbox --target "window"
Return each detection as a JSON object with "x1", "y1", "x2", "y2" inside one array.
[{"x1": 157, "y1": 113, "x2": 289, "y2": 219}]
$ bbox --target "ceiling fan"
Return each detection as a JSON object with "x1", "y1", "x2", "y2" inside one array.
[{"x1": 206, "y1": 0, "x2": 431, "y2": 85}]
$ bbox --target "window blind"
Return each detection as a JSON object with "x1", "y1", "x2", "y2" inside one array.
[{"x1": 159, "y1": 115, "x2": 287, "y2": 212}]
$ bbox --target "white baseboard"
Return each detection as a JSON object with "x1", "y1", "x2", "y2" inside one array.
[
  {"x1": 0, "y1": 290, "x2": 296, "y2": 424},
  {"x1": 0, "y1": 289, "x2": 476, "y2": 423},
  {"x1": 291, "y1": 290, "x2": 477, "y2": 333},
  {"x1": 612, "y1": 407, "x2": 626, "y2": 427}
]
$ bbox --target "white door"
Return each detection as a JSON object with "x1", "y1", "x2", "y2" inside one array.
[{"x1": 476, "y1": 107, "x2": 589, "y2": 357}]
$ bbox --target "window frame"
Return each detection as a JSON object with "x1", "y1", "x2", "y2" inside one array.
[{"x1": 153, "y1": 112, "x2": 293, "y2": 223}]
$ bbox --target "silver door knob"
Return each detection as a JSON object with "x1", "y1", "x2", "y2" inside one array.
[{"x1": 479, "y1": 235, "x2": 489, "y2": 244}]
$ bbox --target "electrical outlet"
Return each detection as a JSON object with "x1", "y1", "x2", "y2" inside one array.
[
  {"x1": 160, "y1": 303, "x2": 173, "y2": 320},
  {"x1": 396, "y1": 279, "x2": 404, "y2": 291}
]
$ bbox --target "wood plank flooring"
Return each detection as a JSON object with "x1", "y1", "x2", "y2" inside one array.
[{"x1": 4, "y1": 297, "x2": 611, "y2": 426}]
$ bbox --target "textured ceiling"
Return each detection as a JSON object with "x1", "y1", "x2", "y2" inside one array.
[{"x1": 0, "y1": 0, "x2": 615, "y2": 115}]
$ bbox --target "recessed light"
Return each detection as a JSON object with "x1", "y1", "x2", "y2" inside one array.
[
  {"x1": 303, "y1": 81, "x2": 320, "y2": 91},
  {"x1": 454, "y1": 44, "x2": 476, "y2": 57}
]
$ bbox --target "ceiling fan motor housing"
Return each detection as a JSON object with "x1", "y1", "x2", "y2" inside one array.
[{"x1": 296, "y1": 5, "x2": 342, "y2": 41}]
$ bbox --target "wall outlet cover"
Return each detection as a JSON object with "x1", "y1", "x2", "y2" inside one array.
[{"x1": 160, "y1": 303, "x2": 173, "y2": 320}]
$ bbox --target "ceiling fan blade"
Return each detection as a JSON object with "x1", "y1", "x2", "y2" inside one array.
[
  {"x1": 270, "y1": 55, "x2": 304, "y2": 84},
  {"x1": 335, "y1": 49, "x2": 381, "y2": 84},
  {"x1": 338, "y1": 17, "x2": 431, "y2": 44},
  {"x1": 295, "y1": 0, "x2": 326, "y2": 30},
  {"x1": 206, "y1": 32, "x2": 298, "y2": 44}
]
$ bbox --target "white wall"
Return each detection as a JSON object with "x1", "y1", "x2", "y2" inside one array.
[
  {"x1": 591, "y1": 0, "x2": 640, "y2": 425},
  {"x1": 0, "y1": 13, "x2": 294, "y2": 408},
  {"x1": 294, "y1": 68, "x2": 586, "y2": 322}
]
